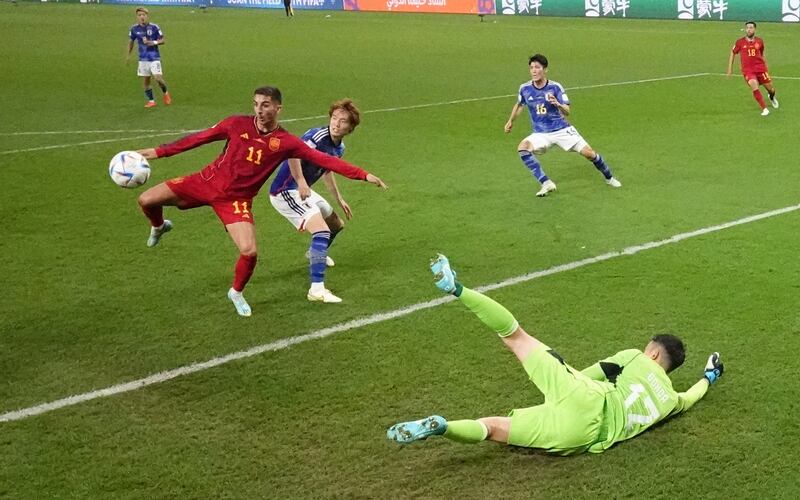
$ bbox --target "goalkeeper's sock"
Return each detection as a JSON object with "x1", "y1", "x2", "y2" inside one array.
[
  {"x1": 443, "y1": 419, "x2": 489, "y2": 444},
  {"x1": 591, "y1": 153, "x2": 613, "y2": 180},
  {"x1": 752, "y1": 89, "x2": 767, "y2": 109},
  {"x1": 519, "y1": 150, "x2": 549, "y2": 183},
  {"x1": 145, "y1": 88, "x2": 155, "y2": 101},
  {"x1": 158, "y1": 83, "x2": 168, "y2": 94},
  {"x1": 456, "y1": 287, "x2": 519, "y2": 337}
]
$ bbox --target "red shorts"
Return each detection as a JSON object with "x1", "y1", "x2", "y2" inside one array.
[
  {"x1": 743, "y1": 71, "x2": 771, "y2": 85},
  {"x1": 166, "y1": 172, "x2": 254, "y2": 226}
]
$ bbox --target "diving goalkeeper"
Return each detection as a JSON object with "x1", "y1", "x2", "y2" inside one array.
[{"x1": 387, "y1": 255, "x2": 725, "y2": 455}]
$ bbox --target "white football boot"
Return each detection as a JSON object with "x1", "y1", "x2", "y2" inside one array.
[
  {"x1": 227, "y1": 288, "x2": 252, "y2": 317},
  {"x1": 146, "y1": 220, "x2": 172, "y2": 247},
  {"x1": 535, "y1": 180, "x2": 557, "y2": 197}
]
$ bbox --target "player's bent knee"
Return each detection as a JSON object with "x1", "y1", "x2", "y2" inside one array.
[
  {"x1": 138, "y1": 191, "x2": 155, "y2": 208},
  {"x1": 240, "y1": 247, "x2": 258, "y2": 257},
  {"x1": 518, "y1": 140, "x2": 533, "y2": 152}
]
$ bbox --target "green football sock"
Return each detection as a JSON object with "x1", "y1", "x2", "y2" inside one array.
[
  {"x1": 443, "y1": 419, "x2": 489, "y2": 444},
  {"x1": 456, "y1": 287, "x2": 519, "y2": 337}
]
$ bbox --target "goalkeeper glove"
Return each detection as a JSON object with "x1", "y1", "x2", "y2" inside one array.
[{"x1": 703, "y1": 352, "x2": 724, "y2": 384}]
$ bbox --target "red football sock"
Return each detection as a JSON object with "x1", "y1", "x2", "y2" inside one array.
[
  {"x1": 233, "y1": 254, "x2": 258, "y2": 292},
  {"x1": 140, "y1": 204, "x2": 164, "y2": 228},
  {"x1": 752, "y1": 89, "x2": 766, "y2": 109}
]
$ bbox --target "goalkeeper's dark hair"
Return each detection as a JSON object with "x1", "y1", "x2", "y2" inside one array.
[
  {"x1": 529, "y1": 54, "x2": 549, "y2": 68},
  {"x1": 254, "y1": 86, "x2": 283, "y2": 104},
  {"x1": 651, "y1": 334, "x2": 685, "y2": 372}
]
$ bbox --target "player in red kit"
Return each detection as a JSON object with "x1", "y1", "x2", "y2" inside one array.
[
  {"x1": 726, "y1": 21, "x2": 779, "y2": 117},
  {"x1": 134, "y1": 86, "x2": 387, "y2": 317}
]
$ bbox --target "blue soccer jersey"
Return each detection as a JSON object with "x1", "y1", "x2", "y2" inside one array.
[
  {"x1": 129, "y1": 23, "x2": 163, "y2": 62},
  {"x1": 270, "y1": 127, "x2": 345, "y2": 195},
  {"x1": 518, "y1": 80, "x2": 571, "y2": 133}
]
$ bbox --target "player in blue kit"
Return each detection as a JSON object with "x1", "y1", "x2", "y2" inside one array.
[
  {"x1": 269, "y1": 99, "x2": 364, "y2": 303},
  {"x1": 504, "y1": 54, "x2": 620, "y2": 197},
  {"x1": 125, "y1": 7, "x2": 172, "y2": 108}
]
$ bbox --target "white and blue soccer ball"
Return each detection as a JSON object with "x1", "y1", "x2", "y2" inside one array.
[{"x1": 109, "y1": 151, "x2": 151, "y2": 188}]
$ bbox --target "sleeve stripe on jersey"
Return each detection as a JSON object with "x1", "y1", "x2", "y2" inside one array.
[{"x1": 312, "y1": 127, "x2": 330, "y2": 143}]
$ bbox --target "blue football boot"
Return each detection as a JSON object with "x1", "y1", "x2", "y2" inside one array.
[
  {"x1": 430, "y1": 254, "x2": 457, "y2": 294},
  {"x1": 387, "y1": 415, "x2": 447, "y2": 444}
]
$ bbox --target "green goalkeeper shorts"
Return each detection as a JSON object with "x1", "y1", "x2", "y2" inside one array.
[{"x1": 507, "y1": 345, "x2": 607, "y2": 455}]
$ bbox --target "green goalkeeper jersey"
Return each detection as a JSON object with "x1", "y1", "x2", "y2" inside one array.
[{"x1": 583, "y1": 349, "x2": 708, "y2": 453}]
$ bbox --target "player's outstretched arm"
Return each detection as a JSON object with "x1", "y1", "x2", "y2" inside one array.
[
  {"x1": 670, "y1": 352, "x2": 724, "y2": 416},
  {"x1": 365, "y1": 173, "x2": 387, "y2": 189},
  {"x1": 292, "y1": 138, "x2": 387, "y2": 188},
  {"x1": 152, "y1": 121, "x2": 230, "y2": 158},
  {"x1": 137, "y1": 148, "x2": 158, "y2": 160}
]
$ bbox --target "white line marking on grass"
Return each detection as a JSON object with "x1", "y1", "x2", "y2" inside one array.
[
  {"x1": 0, "y1": 131, "x2": 195, "y2": 156},
  {"x1": 0, "y1": 129, "x2": 191, "y2": 136},
  {"x1": 710, "y1": 73, "x2": 800, "y2": 80},
  {"x1": 0, "y1": 73, "x2": 709, "y2": 156},
  {"x1": 2, "y1": 201, "x2": 799, "y2": 423}
]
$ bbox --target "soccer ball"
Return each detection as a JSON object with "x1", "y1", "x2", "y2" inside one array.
[{"x1": 109, "y1": 151, "x2": 151, "y2": 188}]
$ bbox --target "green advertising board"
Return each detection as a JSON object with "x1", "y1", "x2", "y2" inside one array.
[{"x1": 495, "y1": 0, "x2": 800, "y2": 22}]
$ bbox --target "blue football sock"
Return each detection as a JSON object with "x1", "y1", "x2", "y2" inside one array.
[
  {"x1": 158, "y1": 83, "x2": 168, "y2": 94},
  {"x1": 145, "y1": 88, "x2": 154, "y2": 101},
  {"x1": 519, "y1": 150, "x2": 548, "y2": 183},
  {"x1": 591, "y1": 153, "x2": 613, "y2": 180},
  {"x1": 309, "y1": 231, "x2": 331, "y2": 283}
]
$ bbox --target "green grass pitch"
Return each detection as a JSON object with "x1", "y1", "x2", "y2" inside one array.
[{"x1": 1, "y1": 4, "x2": 799, "y2": 497}]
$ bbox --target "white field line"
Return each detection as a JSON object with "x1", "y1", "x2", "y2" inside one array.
[
  {"x1": 2, "y1": 201, "x2": 799, "y2": 423},
  {"x1": 0, "y1": 129, "x2": 192, "y2": 136},
  {"x1": 0, "y1": 73, "x2": 709, "y2": 156},
  {"x1": 0, "y1": 131, "x2": 196, "y2": 156},
  {"x1": 710, "y1": 73, "x2": 800, "y2": 80}
]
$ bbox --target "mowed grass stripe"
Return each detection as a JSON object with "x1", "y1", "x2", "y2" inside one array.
[
  {"x1": 2, "y1": 201, "x2": 798, "y2": 424},
  {"x1": 0, "y1": 73, "x2": 709, "y2": 156}
]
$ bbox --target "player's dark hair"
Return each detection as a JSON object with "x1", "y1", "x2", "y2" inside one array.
[
  {"x1": 745, "y1": 21, "x2": 757, "y2": 27},
  {"x1": 651, "y1": 334, "x2": 685, "y2": 373},
  {"x1": 329, "y1": 98, "x2": 361, "y2": 130},
  {"x1": 254, "y1": 86, "x2": 283, "y2": 104},
  {"x1": 529, "y1": 54, "x2": 549, "y2": 68}
]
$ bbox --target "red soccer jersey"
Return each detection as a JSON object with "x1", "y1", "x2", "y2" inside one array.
[
  {"x1": 732, "y1": 36, "x2": 768, "y2": 75},
  {"x1": 155, "y1": 115, "x2": 369, "y2": 199}
]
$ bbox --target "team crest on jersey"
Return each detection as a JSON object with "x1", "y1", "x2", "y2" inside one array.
[{"x1": 269, "y1": 137, "x2": 281, "y2": 151}]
